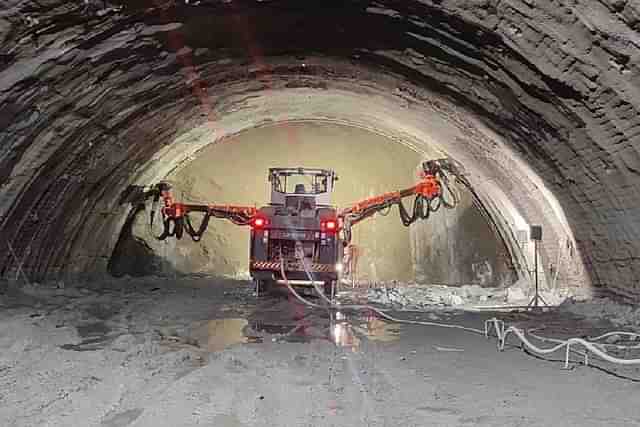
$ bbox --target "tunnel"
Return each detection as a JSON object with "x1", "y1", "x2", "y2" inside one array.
[
  {"x1": 107, "y1": 121, "x2": 517, "y2": 287},
  {"x1": 5, "y1": 0, "x2": 635, "y2": 298},
  {"x1": 2, "y1": 1, "x2": 640, "y2": 425}
]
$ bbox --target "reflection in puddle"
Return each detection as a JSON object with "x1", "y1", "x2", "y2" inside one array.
[
  {"x1": 250, "y1": 318, "x2": 320, "y2": 344},
  {"x1": 360, "y1": 318, "x2": 401, "y2": 342},
  {"x1": 248, "y1": 310, "x2": 402, "y2": 350},
  {"x1": 206, "y1": 302, "x2": 404, "y2": 352},
  {"x1": 194, "y1": 318, "x2": 251, "y2": 352},
  {"x1": 248, "y1": 303, "x2": 327, "y2": 344},
  {"x1": 331, "y1": 322, "x2": 361, "y2": 351},
  {"x1": 331, "y1": 313, "x2": 401, "y2": 351}
]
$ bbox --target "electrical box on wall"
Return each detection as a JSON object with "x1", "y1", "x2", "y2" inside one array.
[{"x1": 530, "y1": 225, "x2": 542, "y2": 241}]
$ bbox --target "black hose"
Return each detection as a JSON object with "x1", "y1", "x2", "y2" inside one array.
[
  {"x1": 343, "y1": 220, "x2": 353, "y2": 244},
  {"x1": 429, "y1": 196, "x2": 441, "y2": 212},
  {"x1": 157, "y1": 217, "x2": 184, "y2": 240},
  {"x1": 439, "y1": 173, "x2": 460, "y2": 209},
  {"x1": 398, "y1": 195, "x2": 430, "y2": 226},
  {"x1": 184, "y1": 212, "x2": 211, "y2": 242},
  {"x1": 378, "y1": 205, "x2": 392, "y2": 216}
]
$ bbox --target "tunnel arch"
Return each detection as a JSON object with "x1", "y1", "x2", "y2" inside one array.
[
  {"x1": 79, "y1": 68, "x2": 587, "y2": 293},
  {"x1": 1, "y1": 0, "x2": 638, "y2": 300},
  {"x1": 107, "y1": 120, "x2": 513, "y2": 285},
  {"x1": 149, "y1": 82, "x2": 582, "y2": 287}
]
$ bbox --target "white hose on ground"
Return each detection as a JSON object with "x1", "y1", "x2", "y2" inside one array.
[
  {"x1": 280, "y1": 256, "x2": 485, "y2": 335},
  {"x1": 587, "y1": 331, "x2": 640, "y2": 349},
  {"x1": 484, "y1": 318, "x2": 640, "y2": 368},
  {"x1": 279, "y1": 255, "x2": 640, "y2": 370},
  {"x1": 527, "y1": 330, "x2": 640, "y2": 353},
  {"x1": 278, "y1": 259, "x2": 325, "y2": 309}
]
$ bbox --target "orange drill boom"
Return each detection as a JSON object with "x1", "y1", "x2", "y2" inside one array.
[
  {"x1": 150, "y1": 158, "x2": 463, "y2": 243},
  {"x1": 339, "y1": 174, "x2": 442, "y2": 220}
]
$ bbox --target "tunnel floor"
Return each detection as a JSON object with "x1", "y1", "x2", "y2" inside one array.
[{"x1": 1, "y1": 278, "x2": 640, "y2": 427}]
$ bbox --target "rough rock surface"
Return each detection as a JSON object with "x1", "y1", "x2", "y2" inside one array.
[
  {"x1": 366, "y1": 283, "x2": 505, "y2": 308},
  {"x1": 1, "y1": 0, "x2": 639, "y2": 300},
  {"x1": 364, "y1": 281, "x2": 573, "y2": 309}
]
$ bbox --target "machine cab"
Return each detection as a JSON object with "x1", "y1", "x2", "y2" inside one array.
[{"x1": 268, "y1": 168, "x2": 338, "y2": 215}]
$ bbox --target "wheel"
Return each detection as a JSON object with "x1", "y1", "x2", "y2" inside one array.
[
  {"x1": 255, "y1": 279, "x2": 274, "y2": 295},
  {"x1": 323, "y1": 281, "x2": 336, "y2": 300}
]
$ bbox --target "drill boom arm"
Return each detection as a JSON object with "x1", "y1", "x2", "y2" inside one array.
[
  {"x1": 150, "y1": 158, "x2": 465, "y2": 241},
  {"x1": 162, "y1": 202, "x2": 257, "y2": 221},
  {"x1": 336, "y1": 158, "x2": 465, "y2": 240},
  {"x1": 339, "y1": 175, "x2": 441, "y2": 222},
  {"x1": 156, "y1": 184, "x2": 256, "y2": 221},
  {"x1": 150, "y1": 184, "x2": 258, "y2": 241}
]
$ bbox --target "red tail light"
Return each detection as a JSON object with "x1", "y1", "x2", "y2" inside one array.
[
  {"x1": 322, "y1": 219, "x2": 337, "y2": 232},
  {"x1": 252, "y1": 217, "x2": 268, "y2": 228}
]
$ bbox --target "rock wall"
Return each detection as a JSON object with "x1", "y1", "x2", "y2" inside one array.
[{"x1": 412, "y1": 190, "x2": 516, "y2": 288}]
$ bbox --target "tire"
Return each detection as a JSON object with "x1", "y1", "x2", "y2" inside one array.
[
  {"x1": 323, "y1": 281, "x2": 336, "y2": 299},
  {"x1": 256, "y1": 279, "x2": 274, "y2": 295}
]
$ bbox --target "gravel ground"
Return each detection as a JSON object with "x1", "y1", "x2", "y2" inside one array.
[{"x1": 1, "y1": 277, "x2": 640, "y2": 427}]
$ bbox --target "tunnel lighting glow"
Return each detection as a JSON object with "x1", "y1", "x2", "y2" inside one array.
[{"x1": 336, "y1": 263, "x2": 343, "y2": 272}]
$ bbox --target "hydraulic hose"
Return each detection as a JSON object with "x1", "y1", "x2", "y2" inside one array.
[
  {"x1": 339, "y1": 166, "x2": 465, "y2": 243},
  {"x1": 158, "y1": 208, "x2": 252, "y2": 242},
  {"x1": 157, "y1": 216, "x2": 184, "y2": 240},
  {"x1": 279, "y1": 256, "x2": 485, "y2": 336},
  {"x1": 184, "y1": 212, "x2": 211, "y2": 242},
  {"x1": 279, "y1": 255, "x2": 640, "y2": 371},
  {"x1": 437, "y1": 171, "x2": 460, "y2": 209}
]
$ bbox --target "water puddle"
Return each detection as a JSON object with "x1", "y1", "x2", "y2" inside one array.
[
  {"x1": 331, "y1": 322, "x2": 361, "y2": 350},
  {"x1": 246, "y1": 308, "x2": 404, "y2": 349},
  {"x1": 331, "y1": 312, "x2": 401, "y2": 350},
  {"x1": 250, "y1": 318, "x2": 322, "y2": 343},
  {"x1": 185, "y1": 304, "x2": 403, "y2": 353},
  {"x1": 358, "y1": 318, "x2": 402, "y2": 342},
  {"x1": 249, "y1": 309, "x2": 331, "y2": 344},
  {"x1": 192, "y1": 318, "x2": 262, "y2": 352}
]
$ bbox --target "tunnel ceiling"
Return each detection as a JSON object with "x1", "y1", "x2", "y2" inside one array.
[{"x1": 1, "y1": 0, "x2": 639, "y2": 300}]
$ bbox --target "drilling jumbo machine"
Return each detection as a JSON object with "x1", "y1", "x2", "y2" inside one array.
[{"x1": 149, "y1": 159, "x2": 467, "y2": 297}]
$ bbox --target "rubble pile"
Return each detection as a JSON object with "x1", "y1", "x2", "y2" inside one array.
[
  {"x1": 366, "y1": 283, "x2": 505, "y2": 309},
  {"x1": 364, "y1": 281, "x2": 575, "y2": 310}
]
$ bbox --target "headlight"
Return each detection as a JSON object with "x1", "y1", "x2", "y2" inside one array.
[{"x1": 335, "y1": 263, "x2": 343, "y2": 272}]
